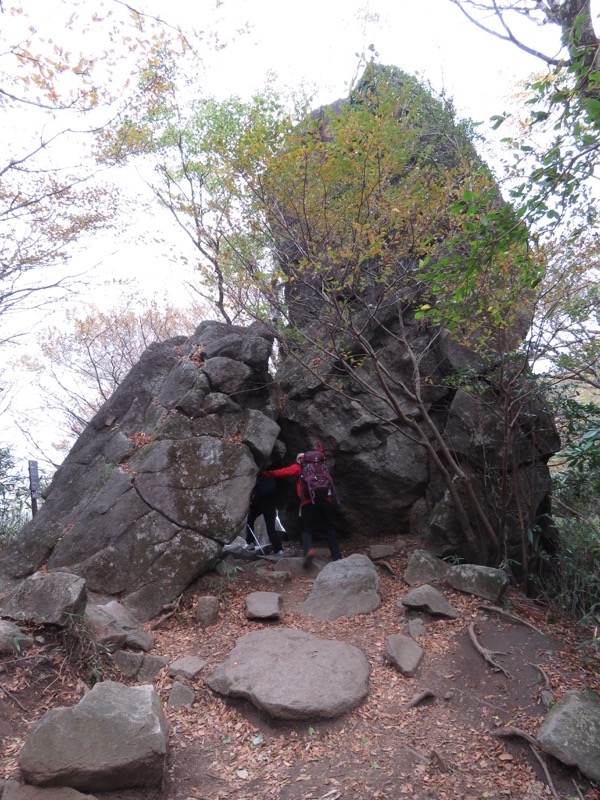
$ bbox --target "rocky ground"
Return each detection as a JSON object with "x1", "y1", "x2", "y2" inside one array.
[{"x1": 1, "y1": 534, "x2": 600, "y2": 800}]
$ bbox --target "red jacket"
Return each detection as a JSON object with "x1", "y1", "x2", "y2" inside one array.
[{"x1": 261, "y1": 463, "x2": 313, "y2": 507}]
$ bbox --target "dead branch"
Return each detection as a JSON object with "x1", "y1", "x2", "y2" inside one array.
[
  {"x1": 403, "y1": 689, "x2": 435, "y2": 709},
  {"x1": 0, "y1": 683, "x2": 29, "y2": 712},
  {"x1": 150, "y1": 610, "x2": 176, "y2": 630},
  {"x1": 468, "y1": 622, "x2": 513, "y2": 678},
  {"x1": 478, "y1": 604, "x2": 544, "y2": 635}
]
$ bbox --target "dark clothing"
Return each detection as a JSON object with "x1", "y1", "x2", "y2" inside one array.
[
  {"x1": 300, "y1": 498, "x2": 341, "y2": 561},
  {"x1": 246, "y1": 477, "x2": 282, "y2": 553},
  {"x1": 261, "y1": 464, "x2": 341, "y2": 560}
]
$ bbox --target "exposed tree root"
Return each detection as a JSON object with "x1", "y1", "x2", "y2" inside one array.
[
  {"x1": 492, "y1": 727, "x2": 559, "y2": 800},
  {"x1": 478, "y1": 604, "x2": 544, "y2": 635},
  {"x1": 376, "y1": 560, "x2": 397, "y2": 576},
  {"x1": 0, "y1": 683, "x2": 29, "y2": 712},
  {"x1": 468, "y1": 622, "x2": 512, "y2": 678},
  {"x1": 529, "y1": 662, "x2": 552, "y2": 691}
]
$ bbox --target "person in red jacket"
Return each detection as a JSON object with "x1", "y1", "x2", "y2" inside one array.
[{"x1": 261, "y1": 453, "x2": 342, "y2": 567}]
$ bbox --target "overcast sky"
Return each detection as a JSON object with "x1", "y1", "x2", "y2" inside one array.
[{"x1": 2, "y1": 0, "x2": 590, "y2": 466}]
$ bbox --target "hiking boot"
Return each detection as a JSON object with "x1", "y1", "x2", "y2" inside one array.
[{"x1": 303, "y1": 547, "x2": 317, "y2": 568}]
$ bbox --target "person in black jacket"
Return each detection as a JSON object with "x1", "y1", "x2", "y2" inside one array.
[{"x1": 245, "y1": 476, "x2": 283, "y2": 555}]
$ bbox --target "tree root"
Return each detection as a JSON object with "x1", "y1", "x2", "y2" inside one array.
[
  {"x1": 403, "y1": 689, "x2": 435, "y2": 709},
  {"x1": 468, "y1": 622, "x2": 512, "y2": 678},
  {"x1": 529, "y1": 662, "x2": 551, "y2": 691},
  {"x1": 492, "y1": 728, "x2": 559, "y2": 800},
  {"x1": 478, "y1": 604, "x2": 544, "y2": 635}
]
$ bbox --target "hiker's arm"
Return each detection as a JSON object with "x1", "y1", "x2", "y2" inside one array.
[{"x1": 261, "y1": 464, "x2": 301, "y2": 479}]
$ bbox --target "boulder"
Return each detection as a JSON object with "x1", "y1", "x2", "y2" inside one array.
[
  {"x1": 537, "y1": 688, "x2": 600, "y2": 781},
  {"x1": 404, "y1": 550, "x2": 449, "y2": 586},
  {"x1": 296, "y1": 554, "x2": 380, "y2": 620},
  {"x1": 18, "y1": 681, "x2": 169, "y2": 791},
  {"x1": 399, "y1": 584, "x2": 459, "y2": 619},
  {"x1": 205, "y1": 628, "x2": 369, "y2": 720},
  {"x1": 445, "y1": 564, "x2": 509, "y2": 603},
  {"x1": 1, "y1": 572, "x2": 86, "y2": 627}
]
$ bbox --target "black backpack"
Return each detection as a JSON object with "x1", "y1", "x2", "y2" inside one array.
[{"x1": 300, "y1": 450, "x2": 337, "y2": 503}]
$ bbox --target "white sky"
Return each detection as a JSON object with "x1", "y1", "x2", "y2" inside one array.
[{"x1": 1, "y1": 0, "x2": 591, "y2": 469}]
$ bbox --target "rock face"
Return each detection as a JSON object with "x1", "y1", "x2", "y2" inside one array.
[
  {"x1": 18, "y1": 681, "x2": 169, "y2": 791},
  {"x1": 0, "y1": 322, "x2": 281, "y2": 620},
  {"x1": 205, "y1": 628, "x2": 370, "y2": 720}
]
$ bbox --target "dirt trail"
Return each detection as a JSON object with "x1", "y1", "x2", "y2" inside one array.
[{"x1": 1, "y1": 536, "x2": 599, "y2": 800}]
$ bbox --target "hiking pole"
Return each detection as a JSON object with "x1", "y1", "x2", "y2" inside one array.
[{"x1": 246, "y1": 523, "x2": 267, "y2": 554}]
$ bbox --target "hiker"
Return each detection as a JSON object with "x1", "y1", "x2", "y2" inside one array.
[
  {"x1": 245, "y1": 476, "x2": 283, "y2": 555},
  {"x1": 261, "y1": 450, "x2": 342, "y2": 566}
]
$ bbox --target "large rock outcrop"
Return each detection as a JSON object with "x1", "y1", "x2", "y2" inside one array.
[{"x1": 0, "y1": 322, "x2": 281, "y2": 619}]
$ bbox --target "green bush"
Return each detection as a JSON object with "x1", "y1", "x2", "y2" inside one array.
[{"x1": 0, "y1": 446, "x2": 32, "y2": 549}]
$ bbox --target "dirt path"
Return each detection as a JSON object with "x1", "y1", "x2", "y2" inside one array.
[{"x1": 1, "y1": 537, "x2": 599, "y2": 800}]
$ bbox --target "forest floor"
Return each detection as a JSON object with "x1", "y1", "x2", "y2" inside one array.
[{"x1": 1, "y1": 534, "x2": 600, "y2": 800}]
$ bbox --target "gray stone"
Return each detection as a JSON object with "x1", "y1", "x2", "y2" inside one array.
[
  {"x1": 18, "y1": 681, "x2": 169, "y2": 791},
  {"x1": 385, "y1": 634, "x2": 424, "y2": 676},
  {"x1": 168, "y1": 655, "x2": 206, "y2": 679},
  {"x1": 137, "y1": 655, "x2": 169, "y2": 683},
  {"x1": 264, "y1": 570, "x2": 292, "y2": 587},
  {"x1": 195, "y1": 595, "x2": 220, "y2": 628},
  {"x1": 2, "y1": 781, "x2": 99, "y2": 799},
  {"x1": 406, "y1": 617, "x2": 427, "y2": 638},
  {"x1": 1, "y1": 572, "x2": 87, "y2": 627},
  {"x1": 112, "y1": 650, "x2": 144, "y2": 679},
  {"x1": 445, "y1": 564, "x2": 509, "y2": 603},
  {"x1": 296, "y1": 554, "x2": 380, "y2": 620},
  {"x1": 245, "y1": 591, "x2": 282, "y2": 620},
  {"x1": 404, "y1": 549, "x2": 449, "y2": 586},
  {"x1": 537, "y1": 688, "x2": 600, "y2": 781},
  {"x1": 0, "y1": 620, "x2": 33, "y2": 654},
  {"x1": 86, "y1": 601, "x2": 154, "y2": 651},
  {"x1": 399, "y1": 584, "x2": 459, "y2": 619},
  {"x1": 367, "y1": 544, "x2": 396, "y2": 560},
  {"x1": 206, "y1": 628, "x2": 369, "y2": 720},
  {"x1": 167, "y1": 681, "x2": 195, "y2": 709}
]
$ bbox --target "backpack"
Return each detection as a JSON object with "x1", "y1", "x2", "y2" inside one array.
[{"x1": 300, "y1": 450, "x2": 337, "y2": 503}]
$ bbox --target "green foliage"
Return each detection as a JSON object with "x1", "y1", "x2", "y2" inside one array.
[{"x1": 0, "y1": 447, "x2": 31, "y2": 549}]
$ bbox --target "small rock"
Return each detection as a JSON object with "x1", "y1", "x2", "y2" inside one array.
[
  {"x1": 406, "y1": 617, "x2": 427, "y2": 638},
  {"x1": 385, "y1": 634, "x2": 424, "y2": 677},
  {"x1": 168, "y1": 656, "x2": 206, "y2": 679},
  {"x1": 195, "y1": 596, "x2": 219, "y2": 628},
  {"x1": 399, "y1": 584, "x2": 459, "y2": 619},
  {"x1": 168, "y1": 681, "x2": 195, "y2": 709},
  {"x1": 245, "y1": 591, "x2": 282, "y2": 620}
]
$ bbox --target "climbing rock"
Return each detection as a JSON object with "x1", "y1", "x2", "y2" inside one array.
[
  {"x1": 205, "y1": 628, "x2": 369, "y2": 720},
  {"x1": 18, "y1": 681, "x2": 169, "y2": 791},
  {"x1": 296, "y1": 554, "x2": 380, "y2": 620},
  {"x1": 399, "y1": 584, "x2": 459, "y2": 619}
]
